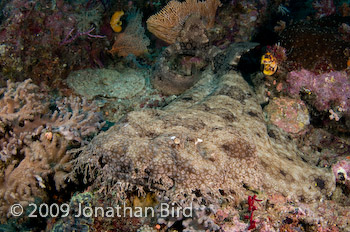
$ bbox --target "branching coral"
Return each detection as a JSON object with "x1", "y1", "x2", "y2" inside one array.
[
  {"x1": 50, "y1": 96, "x2": 105, "y2": 145},
  {"x1": 0, "y1": 79, "x2": 48, "y2": 162},
  {"x1": 0, "y1": 133, "x2": 69, "y2": 218},
  {"x1": 146, "y1": 0, "x2": 221, "y2": 44},
  {"x1": 0, "y1": 79, "x2": 48, "y2": 126},
  {"x1": 0, "y1": 79, "x2": 105, "y2": 161},
  {"x1": 0, "y1": 79, "x2": 105, "y2": 219}
]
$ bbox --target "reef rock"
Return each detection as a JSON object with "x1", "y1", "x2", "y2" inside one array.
[
  {"x1": 265, "y1": 97, "x2": 310, "y2": 134},
  {"x1": 71, "y1": 68, "x2": 335, "y2": 204}
]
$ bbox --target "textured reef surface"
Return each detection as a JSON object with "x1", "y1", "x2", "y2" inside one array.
[{"x1": 0, "y1": 0, "x2": 350, "y2": 231}]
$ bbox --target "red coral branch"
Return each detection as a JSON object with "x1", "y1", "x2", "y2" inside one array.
[{"x1": 244, "y1": 195, "x2": 262, "y2": 230}]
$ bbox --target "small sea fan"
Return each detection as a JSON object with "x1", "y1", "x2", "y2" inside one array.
[{"x1": 109, "y1": 9, "x2": 149, "y2": 57}]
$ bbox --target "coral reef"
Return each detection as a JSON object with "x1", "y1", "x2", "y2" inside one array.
[
  {"x1": 296, "y1": 127, "x2": 350, "y2": 169},
  {"x1": 109, "y1": 9, "x2": 150, "y2": 57},
  {"x1": 312, "y1": 0, "x2": 336, "y2": 18},
  {"x1": 0, "y1": 79, "x2": 48, "y2": 162},
  {"x1": 70, "y1": 68, "x2": 335, "y2": 209},
  {"x1": 0, "y1": 79, "x2": 104, "y2": 161},
  {"x1": 50, "y1": 191, "x2": 94, "y2": 232},
  {"x1": 146, "y1": 0, "x2": 221, "y2": 44},
  {"x1": 49, "y1": 189, "x2": 156, "y2": 231},
  {"x1": 0, "y1": 0, "x2": 107, "y2": 85},
  {"x1": 74, "y1": 3, "x2": 103, "y2": 33},
  {"x1": 50, "y1": 96, "x2": 105, "y2": 145},
  {"x1": 1, "y1": 0, "x2": 350, "y2": 230},
  {"x1": 213, "y1": 0, "x2": 267, "y2": 46}
]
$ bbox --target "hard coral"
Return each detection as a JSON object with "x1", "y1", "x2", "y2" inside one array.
[
  {"x1": 0, "y1": 79, "x2": 105, "y2": 162},
  {"x1": 0, "y1": 79, "x2": 47, "y2": 125},
  {"x1": 0, "y1": 79, "x2": 48, "y2": 162},
  {"x1": 50, "y1": 96, "x2": 105, "y2": 145}
]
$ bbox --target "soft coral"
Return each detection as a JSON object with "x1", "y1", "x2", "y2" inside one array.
[{"x1": 244, "y1": 195, "x2": 262, "y2": 230}]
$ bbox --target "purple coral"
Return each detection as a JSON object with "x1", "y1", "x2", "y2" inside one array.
[{"x1": 286, "y1": 69, "x2": 350, "y2": 112}]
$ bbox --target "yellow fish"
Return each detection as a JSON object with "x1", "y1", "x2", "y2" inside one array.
[
  {"x1": 261, "y1": 52, "x2": 278, "y2": 76},
  {"x1": 110, "y1": 11, "x2": 124, "y2": 32}
]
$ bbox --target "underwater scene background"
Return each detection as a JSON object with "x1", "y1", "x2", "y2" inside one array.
[{"x1": 0, "y1": 0, "x2": 350, "y2": 231}]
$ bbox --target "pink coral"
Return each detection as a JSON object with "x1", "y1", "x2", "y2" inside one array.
[
  {"x1": 312, "y1": 0, "x2": 336, "y2": 18},
  {"x1": 265, "y1": 97, "x2": 310, "y2": 134},
  {"x1": 286, "y1": 69, "x2": 350, "y2": 113}
]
